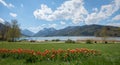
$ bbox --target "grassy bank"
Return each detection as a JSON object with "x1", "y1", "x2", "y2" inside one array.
[{"x1": 0, "y1": 41, "x2": 120, "y2": 65}]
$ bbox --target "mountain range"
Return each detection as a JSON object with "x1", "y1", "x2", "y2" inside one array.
[
  {"x1": 21, "y1": 29, "x2": 35, "y2": 37},
  {"x1": 33, "y1": 24, "x2": 120, "y2": 37},
  {"x1": 0, "y1": 22, "x2": 120, "y2": 37},
  {"x1": 34, "y1": 28, "x2": 56, "y2": 37}
]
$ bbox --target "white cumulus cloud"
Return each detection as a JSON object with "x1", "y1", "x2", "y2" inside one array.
[
  {"x1": 9, "y1": 12, "x2": 17, "y2": 17},
  {"x1": 85, "y1": 0, "x2": 120, "y2": 24},
  {"x1": 112, "y1": 14, "x2": 120, "y2": 21},
  {"x1": 107, "y1": 22, "x2": 120, "y2": 27},
  {"x1": 0, "y1": 0, "x2": 14, "y2": 8},
  {"x1": 33, "y1": 0, "x2": 88, "y2": 24},
  {"x1": 28, "y1": 26, "x2": 44, "y2": 33},
  {"x1": 33, "y1": 4, "x2": 53, "y2": 21},
  {"x1": 48, "y1": 24, "x2": 57, "y2": 28},
  {"x1": 33, "y1": 0, "x2": 120, "y2": 25},
  {"x1": 60, "y1": 21, "x2": 66, "y2": 25},
  {"x1": 0, "y1": 18, "x2": 5, "y2": 24}
]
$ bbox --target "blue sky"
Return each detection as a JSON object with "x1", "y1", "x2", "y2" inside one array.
[{"x1": 0, "y1": 0, "x2": 120, "y2": 33}]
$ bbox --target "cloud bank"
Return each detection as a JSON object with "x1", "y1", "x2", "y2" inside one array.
[
  {"x1": 112, "y1": 14, "x2": 120, "y2": 21},
  {"x1": 0, "y1": 0, "x2": 14, "y2": 8},
  {"x1": 33, "y1": 0, "x2": 120, "y2": 25},
  {"x1": 9, "y1": 12, "x2": 17, "y2": 18},
  {"x1": 0, "y1": 18, "x2": 4, "y2": 24}
]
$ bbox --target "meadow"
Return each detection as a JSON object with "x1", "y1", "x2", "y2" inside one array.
[{"x1": 0, "y1": 41, "x2": 120, "y2": 65}]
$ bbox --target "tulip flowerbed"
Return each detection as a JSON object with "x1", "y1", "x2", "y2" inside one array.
[{"x1": 0, "y1": 48, "x2": 101, "y2": 63}]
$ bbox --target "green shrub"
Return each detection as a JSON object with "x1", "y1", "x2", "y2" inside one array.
[
  {"x1": 103, "y1": 41, "x2": 108, "y2": 44},
  {"x1": 51, "y1": 39, "x2": 60, "y2": 42},
  {"x1": 86, "y1": 40, "x2": 93, "y2": 44},
  {"x1": 45, "y1": 40, "x2": 48, "y2": 41},
  {"x1": 65, "y1": 39, "x2": 75, "y2": 43},
  {"x1": 55, "y1": 39, "x2": 60, "y2": 42}
]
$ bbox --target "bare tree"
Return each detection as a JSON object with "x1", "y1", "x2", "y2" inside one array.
[
  {"x1": 0, "y1": 21, "x2": 10, "y2": 40},
  {"x1": 9, "y1": 20, "x2": 21, "y2": 42},
  {"x1": 4, "y1": 22, "x2": 11, "y2": 41},
  {"x1": 100, "y1": 27, "x2": 108, "y2": 43},
  {"x1": 0, "y1": 20, "x2": 21, "y2": 41}
]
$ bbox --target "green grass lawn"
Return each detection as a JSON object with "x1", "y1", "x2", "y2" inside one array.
[{"x1": 0, "y1": 41, "x2": 120, "y2": 65}]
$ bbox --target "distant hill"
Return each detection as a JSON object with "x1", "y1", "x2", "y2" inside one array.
[
  {"x1": 21, "y1": 29, "x2": 35, "y2": 37},
  {"x1": 34, "y1": 28, "x2": 56, "y2": 37},
  {"x1": 34, "y1": 24, "x2": 120, "y2": 37}
]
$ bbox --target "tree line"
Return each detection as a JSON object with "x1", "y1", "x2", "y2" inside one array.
[{"x1": 0, "y1": 20, "x2": 21, "y2": 42}]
